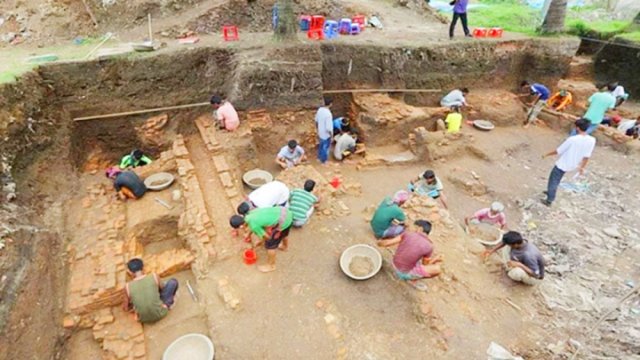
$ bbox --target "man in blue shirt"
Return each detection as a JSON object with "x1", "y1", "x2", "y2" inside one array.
[
  {"x1": 449, "y1": 0, "x2": 471, "y2": 39},
  {"x1": 315, "y1": 98, "x2": 333, "y2": 164},
  {"x1": 520, "y1": 80, "x2": 550, "y2": 128}
]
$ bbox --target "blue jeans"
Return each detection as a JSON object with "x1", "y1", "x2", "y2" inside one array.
[
  {"x1": 546, "y1": 166, "x2": 566, "y2": 203},
  {"x1": 160, "y1": 278, "x2": 179, "y2": 307},
  {"x1": 318, "y1": 138, "x2": 331, "y2": 163},
  {"x1": 570, "y1": 123, "x2": 598, "y2": 136}
]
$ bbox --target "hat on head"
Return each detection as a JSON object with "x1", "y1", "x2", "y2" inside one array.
[
  {"x1": 392, "y1": 190, "x2": 410, "y2": 205},
  {"x1": 490, "y1": 201, "x2": 504, "y2": 213}
]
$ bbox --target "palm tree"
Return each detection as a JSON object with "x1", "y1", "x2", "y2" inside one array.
[{"x1": 540, "y1": 0, "x2": 568, "y2": 33}]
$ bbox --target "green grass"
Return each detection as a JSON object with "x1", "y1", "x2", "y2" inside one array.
[
  {"x1": 0, "y1": 37, "x2": 116, "y2": 85},
  {"x1": 469, "y1": 0, "x2": 540, "y2": 35},
  {"x1": 617, "y1": 31, "x2": 640, "y2": 42},
  {"x1": 566, "y1": 19, "x2": 631, "y2": 37}
]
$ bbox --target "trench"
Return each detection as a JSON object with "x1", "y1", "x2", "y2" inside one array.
[{"x1": 0, "y1": 36, "x2": 584, "y2": 360}]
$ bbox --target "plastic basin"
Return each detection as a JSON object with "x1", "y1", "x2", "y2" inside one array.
[
  {"x1": 163, "y1": 333, "x2": 215, "y2": 360},
  {"x1": 144, "y1": 172, "x2": 175, "y2": 191},
  {"x1": 242, "y1": 169, "x2": 273, "y2": 190},
  {"x1": 473, "y1": 120, "x2": 495, "y2": 131},
  {"x1": 339, "y1": 244, "x2": 382, "y2": 280}
]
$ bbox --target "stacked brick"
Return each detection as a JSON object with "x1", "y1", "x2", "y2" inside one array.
[
  {"x1": 194, "y1": 117, "x2": 244, "y2": 205},
  {"x1": 173, "y1": 135, "x2": 218, "y2": 277},
  {"x1": 92, "y1": 307, "x2": 146, "y2": 360}
]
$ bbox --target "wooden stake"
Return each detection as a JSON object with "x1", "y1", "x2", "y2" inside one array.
[
  {"x1": 148, "y1": 13, "x2": 153, "y2": 44},
  {"x1": 81, "y1": 0, "x2": 98, "y2": 28}
]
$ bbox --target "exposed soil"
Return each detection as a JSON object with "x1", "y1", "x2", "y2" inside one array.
[{"x1": 1, "y1": 1, "x2": 638, "y2": 360}]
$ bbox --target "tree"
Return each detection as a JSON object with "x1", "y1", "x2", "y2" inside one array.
[
  {"x1": 634, "y1": 11, "x2": 640, "y2": 25},
  {"x1": 540, "y1": 0, "x2": 568, "y2": 34},
  {"x1": 273, "y1": 0, "x2": 297, "y2": 41}
]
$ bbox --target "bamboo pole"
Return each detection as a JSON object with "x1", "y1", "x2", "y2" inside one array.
[
  {"x1": 322, "y1": 88, "x2": 441, "y2": 94},
  {"x1": 73, "y1": 102, "x2": 210, "y2": 121},
  {"x1": 73, "y1": 88, "x2": 442, "y2": 122}
]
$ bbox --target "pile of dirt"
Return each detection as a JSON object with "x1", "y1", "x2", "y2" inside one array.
[{"x1": 186, "y1": 0, "x2": 346, "y2": 34}]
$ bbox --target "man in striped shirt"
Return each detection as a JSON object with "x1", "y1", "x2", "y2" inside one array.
[{"x1": 289, "y1": 179, "x2": 319, "y2": 227}]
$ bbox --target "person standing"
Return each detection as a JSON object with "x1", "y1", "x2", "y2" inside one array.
[
  {"x1": 572, "y1": 87, "x2": 616, "y2": 135},
  {"x1": 541, "y1": 118, "x2": 596, "y2": 206},
  {"x1": 315, "y1": 98, "x2": 334, "y2": 164},
  {"x1": 211, "y1": 95, "x2": 240, "y2": 131},
  {"x1": 520, "y1": 80, "x2": 550, "y2": 128},
  {"x1": 449, "y1": 0, "x2": 471, "y2": 39}
]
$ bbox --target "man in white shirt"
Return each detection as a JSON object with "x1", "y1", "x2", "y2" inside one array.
[
  {"x1": 440, "y1": 88, "x2": 470, "y2": 108},
  {"x1": 276, "y1": 139, "x2": 306, "y2": 169},
  {"x1": 609, "y1": 82, "x2": 629, "y2": 108},
  {"x1": 315, "y1": 98, "x2": 334, "y2": 164},
  {"x1": 334, "y1": 129, "x2": 364, "y2": 161},
  {"x1": 541, "y1": 118, "x2": 596, "y2": 206},
  {"x1": 237, "y1": 180, "x2": 290, "y2": 214}
]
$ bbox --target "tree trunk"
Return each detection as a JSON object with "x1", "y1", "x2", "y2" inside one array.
[
  {"x1": 273, "y1": 0, "x2": 298, "y2": 41},
  {"x1": 634, "y1": 11, "x2": 640, "y2": 25},
  {"x1": 540, "y1": 0, "x2": 568, "y2": 33}
]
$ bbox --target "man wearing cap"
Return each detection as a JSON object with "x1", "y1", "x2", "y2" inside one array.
[
  {"x1": 119, "y1": 149, "x2": 152, "y2": 169},
  {"x1": 237, "y1": 180, "x2": 290, "y2": 215},
  {"x1": 276, "y1": 140, "x2": 307, "y2": 169},
  {"x1": 106, "y1": 167, "x2": 147, "y2": 201},
  {"x1": 483, "y1": 231, "x2": 545, "y2": 286},
  {"x1": 370, "y1": 191, "x2": 409, "y2": 242},
  {"x1": 378, "y1": 220, "x2": 443, "y2": 290},
  {"x1": 465, "y1": 202, "x2": 507, "y2": 230},
  {"x1": 229, "y1": 206, "x2": 293, "y2": 273},
  {"x1": 409, "y1": 170, "x2": 448, "y2": 209}
]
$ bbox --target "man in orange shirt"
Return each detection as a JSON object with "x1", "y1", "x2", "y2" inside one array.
[
  {"x1": 211, "y1": 95, "x2": 239, "y2": 131},
  {"x1": 547, "y1": 89, "x2": 573, "y2": 112}
]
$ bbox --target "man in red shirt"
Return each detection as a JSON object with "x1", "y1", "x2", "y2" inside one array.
[
  {"x1": 378, "y1": 220, "x2": 442, "y2": 291},
  {"x1": 211, "y1": 95, "x2": 239, "y2": 131}
]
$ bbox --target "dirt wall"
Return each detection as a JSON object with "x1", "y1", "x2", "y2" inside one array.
[
  {"x1": 594, "y1": 38, "x2": 640, "y2": 96},
  {"x1": 321, "y1": 38, "x2": 580, "y2": 106}
]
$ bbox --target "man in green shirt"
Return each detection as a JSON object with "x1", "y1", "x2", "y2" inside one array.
[
  {"x1": 123, "y1": 258, "x2": 178, "y2": 324},
  {"x1": 289, "y1": 179, "x2": 319, "y2": 227},
  {"x1": 370, "y1": 190, "x2": 409, "y2": 243},
  {"x1": 119, "y1": 149, "x2": 152, "y2": 169},
  {"x1": 230, "y1": 206, "x2": 293, "y2": 273}
]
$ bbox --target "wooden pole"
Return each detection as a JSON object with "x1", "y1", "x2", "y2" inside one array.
[
  {"x1": 81, "y1": 0, "x2": 99, "y2": 28},
  {"x1": 322, "y1": 88, "x2": 441, "y2": 94},
  {"x1": 148, "y1": 13, "x2": 153, "y2": 44},
  {"x1": 73, "y1": 102, "x2": 210, "y2": 121},
  {"x1": 73, "y1": 88, "x2": 442, "y2": 122}
]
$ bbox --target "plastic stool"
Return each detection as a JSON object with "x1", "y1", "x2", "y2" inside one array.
[
  {"x1": 307, "y1": 28, "x2": 324, "y2": 40},
  {"x1": 324, "y1": 20, "x2": 339, "y2": 39},
  {"x1": 310, "y1": 15, "x2": 325, "y2": 31},
  {"x1": 489, "y1": 27, "x2": 503, "y2": 38},
  {"x1": 339, "y1": 18, "x2": 352, "y2": 34},
  {"x1": 299, "y1": 15, "x2": 311, "y2": 31},
  {"x1": 352, "y1": 15, "x2": 366, "y2": 31},
  {"x1": 350, "y1": 23, "x2": 361, "y2": 35},
  {"x1": 223, "y1": 25, "x2": 239, "y2": 41},
  {"x1": 473, "y1": 27, "x2": 488, "y2": 37}
]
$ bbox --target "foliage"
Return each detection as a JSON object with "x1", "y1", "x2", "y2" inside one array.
[{"x1": 469, "y1": 1, "x2": 540, "y2": 35}]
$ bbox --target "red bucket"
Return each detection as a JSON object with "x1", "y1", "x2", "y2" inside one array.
[{"x1": 243, "y1": 249, "x2": 257, "y2": 265}]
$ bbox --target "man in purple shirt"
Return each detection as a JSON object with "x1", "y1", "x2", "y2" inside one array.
[
  {"x1": 449, "y1": 0, "x2": 471, "y2": 39},
  {"x1": 520, "y1": 80, "x2": 550, "y2": 128},
  {"x1": 378, "y1": 220, "x2": 443, "y2": 291}
]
